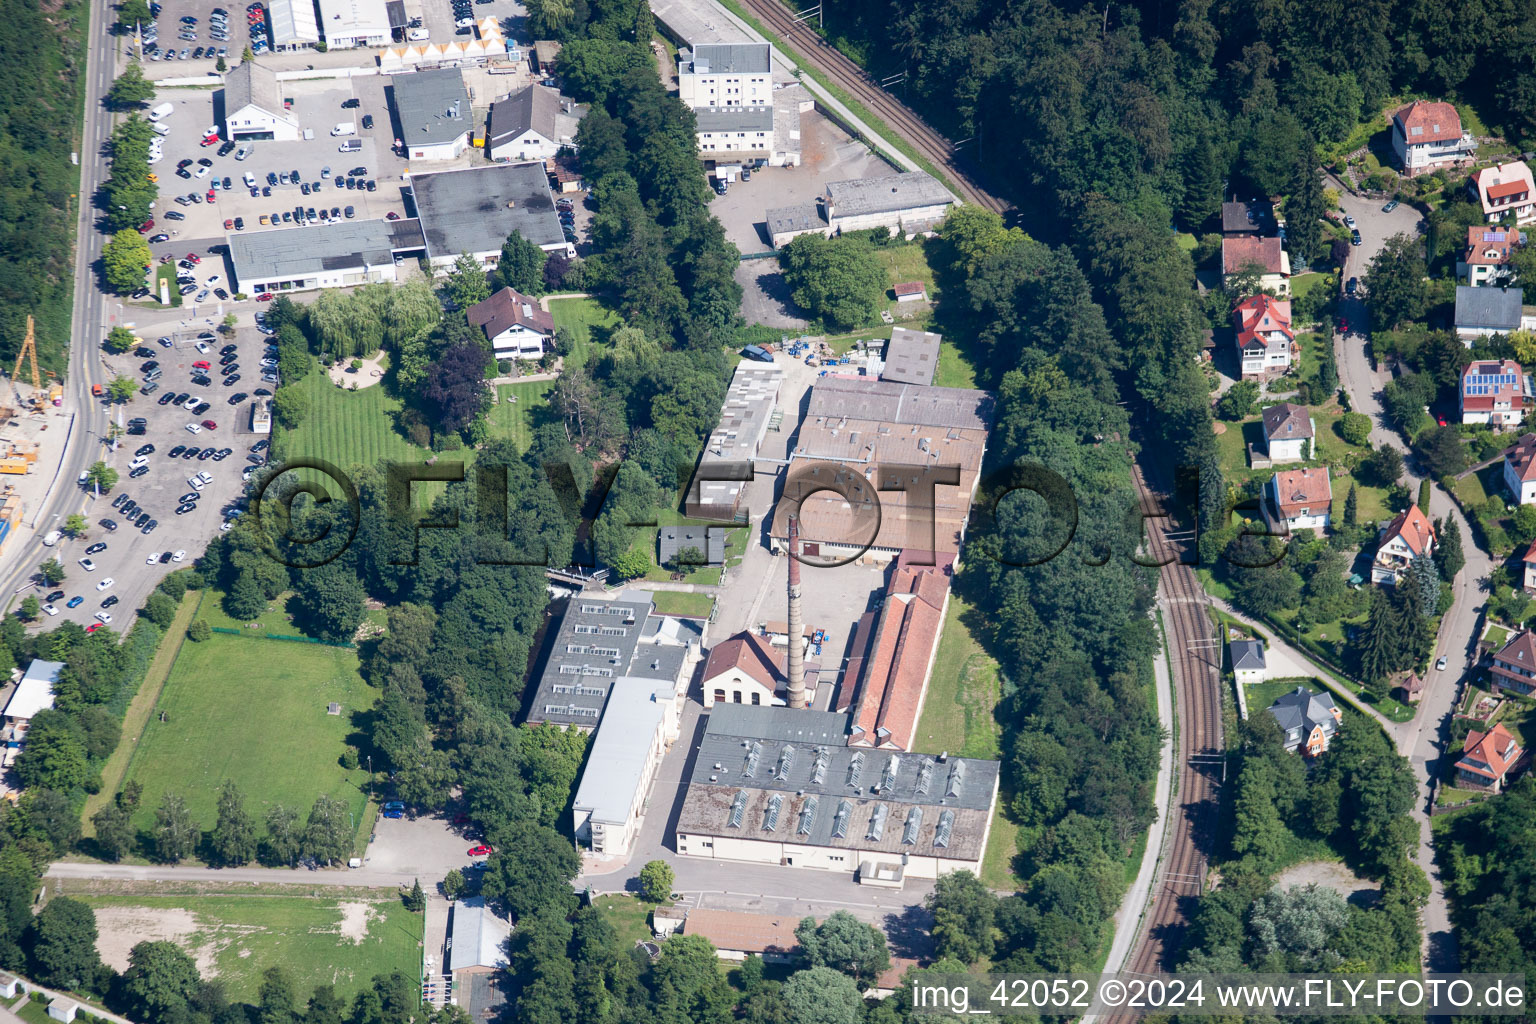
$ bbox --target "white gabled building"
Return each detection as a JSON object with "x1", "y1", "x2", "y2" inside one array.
[{"x1": 222, "y1": 63, "x2": 300, "y2": 142}]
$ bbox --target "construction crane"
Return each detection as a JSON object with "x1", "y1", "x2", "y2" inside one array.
[{"x1": 12, "y1": 316, "x2": 39, "y2": 394}]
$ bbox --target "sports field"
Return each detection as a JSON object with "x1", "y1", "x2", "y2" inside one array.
[
  {"x1": 71, "y1": 889, "x2": 420, "y2": 1002},
  {"x1": 120, "y1": 631, "x2": 377, "y2": 852}
]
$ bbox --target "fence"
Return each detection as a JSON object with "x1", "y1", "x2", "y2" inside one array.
[{"x1": 209, "y1": 626, "x2": 355, "y2": 648}]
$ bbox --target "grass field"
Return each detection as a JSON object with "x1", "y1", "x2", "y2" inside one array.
[
  {"x1": 283, "y1": 371, "x2": 429, "y2": 476},
  {"x1": 154, "y1": 265, "x2": 183, "y2": 307},
  {"x1": 648, "y1": 591, "x2": 715, "y2": 618},
  {"x1": 68, "y1": 890, "x2": 420, "y2": 1003},
  {"x1": 593, "y1": 894, "x2": 654, "y2": 950},
  {"x1": 120, "y1": 630, "x2": 377, "y2": 855},
  {"x1": 548, "y1": 296, "x2": 619, "y2": 369},
  {"x1": 934, "y1": 342, "x2": 978, "y2": 389},
  {"x1": 872, "y1": 243, "x2": 936, "y2": 311},
  {"x1": 911, "y1": 596, "x2": 1001, "y2": 760},
  {"x1": 486, "y1": 380, "x2": 553, "y2": 450}
]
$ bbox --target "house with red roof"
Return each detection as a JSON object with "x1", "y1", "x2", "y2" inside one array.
[
  {"x1": 466, "y1": 287, "x2": 555, "y2": 360},
  {"x1": 1490, "y1": 629, "x2": 1536, "y2": 696},
  {"x1": 1459, "y1": 226, "x2": 1524, "y2": 287},
  {"x1": 700, "y1": 631, "x2": 822, "y2": 709},
  {"x1": 846, "y1": 557, "x2": 950, "y2": 751},
  {"x1": 1222, "y1": 237, "x2": 1291, "y2": 297},
  {"x1": 1232, "y1": 295, "x2": 1296, "y2": 378},
  {"x1": 1456, "y1": 722, "x2": 1522, "y2": 790},
  {"x1": 1460, "y1": 359, "x2": 1529, "y2": 426},
  {"x1": 1263, "y1": 467, "x2": 1331, "y2": 534},
  {"x1": 1469, "y1": 161, "x2": 1536, "y2": 225},
  {"x1": 1371, "y1": 504, "x2": 1437, "y2": 585},
  {"x1": 1503, "y1": 433, "x2": 1536, "y2": 506},
  {"x1": 1390, "y1": 100, "x2": 1475, "y2": 175}
]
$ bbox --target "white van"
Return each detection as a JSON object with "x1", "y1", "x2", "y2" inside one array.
[
  {"x1": 330, "y1": 122, "x2": 356, "y2": 137},
  {"x1": 148, "y1": 102, "x2": 174, "y2": 122},
  {"x1": 41, "y1": 530, "x2": 61, "y2": 547},
  {"x1": 151, "y1": 122, "x2": 172, "y2": 137}
]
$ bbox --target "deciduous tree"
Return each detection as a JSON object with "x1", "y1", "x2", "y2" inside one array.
[
  {"x1": 498, "y1": 231, "x2": 547, "y2": 294},
  {"x1": 103, "y1": 233, "x2": 151, "y2": 295},
  {"x1": 637, "y1": 859, "x2": 673, "y2": 902},
  {"x1": 152, "y1": 792, "x2": 198, "y2": 863}
]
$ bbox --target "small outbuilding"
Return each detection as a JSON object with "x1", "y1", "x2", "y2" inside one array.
[
  {"x1": 658, "y1": 525, "x2": 726, "y2": 567},
  {"x1": 1229, "y1": 638, "x2": 1267, "y2": 685},
  {"x1": 46, "y1": 1001, "x2": 77, "y2": 1024}
]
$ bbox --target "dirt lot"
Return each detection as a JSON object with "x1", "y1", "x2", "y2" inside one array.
[
  {"x1": 1272, "y1": 859, "x2": 1382, "y2": 906},
  {"x1": 94, "y1": 904, "x2": 218, "y2": 974}
]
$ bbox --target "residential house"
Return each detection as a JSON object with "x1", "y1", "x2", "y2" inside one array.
[
  {"x1": 465, "y1": 287, "x2": 554, "y2": 361},
  {"x1": 1233, "y1": 295, "x2": 1296, "y2": 377},
  {"x1": 1455, "y1": 285, "x2": 1532, "y2": 343},
  {"x1": 1460, "y1": 359, "x2": 1528, "y2": 426},
  {"x1": 679, "y1": 909, "x2": 801, "y2": 963},
  {"x1": 1266, "y1": 686, "x2": 1342, "y2": 756},
  {"x1": 700, "y1": 631, "x2": 821, "y2": 709},
  {"x1": 1261, "y1": 402, "x2": 1314, "y2": 462},
  {"x1": 1525, "y1": 539, "x2": 1536, "y2": 593},
  {"x1": 1230, "y1": 638, "x2": 1267, "y2": 685},
  {"x1": 221, "y1": 62, "x2": 300, "y2": 142},
  {"x1": 487, "y1": 85, "x2": 572, "y2": 163},
  {"x1": 1470, "y1": 161, "x2": 1536, "y2": 225},
  {"x1": 1390, "y1": 100, "x2": 1475, "y2": 175},
  {"x1": 1490, "y1": 629, "x2": 1536, "y2": 696},
  {"x1": 1263, "y1": 467, "x2": 1332, "y2": 534},
  {"x1": 1504, "y1": 432, "x2": 1536, "y2": 505},
  {"x1": 1220, "y1": 199, "x2": 1271, "y2": 236},
  {"x1": 1371, "y1": 504, "x2": 1437, "y2": 585},
  {"x1": 1222, "y1": 237, "x2": 1291, "y2": 296},
  {"x1": 1460, "y1": 226, "x2": 1525, "y2": 287},
  {"x1": 1456, "y1": 723, "x2": 1523, "y2": 790}
]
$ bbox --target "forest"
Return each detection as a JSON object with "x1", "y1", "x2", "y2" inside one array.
[
  {"x1": 1439, "y1": 779, "x2": 1536, "y2": 987},
  {"x1": 0, "y1": 0, "x2": 88, "y2": 374}
]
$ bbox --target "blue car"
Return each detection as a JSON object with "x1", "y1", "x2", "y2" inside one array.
[
  {"x1": 382, "y1": 801, "x2": 405, "y2": 818},
  {"x1": 66, "y1": 596, "x2": 84, "y2": 608}
]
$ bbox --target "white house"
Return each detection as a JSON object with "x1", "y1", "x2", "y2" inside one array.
[
  {"x1": 1233, "y1": 295, "x2": 1296, "y2": 377},
  {"x1": 487, "y1": 85, "x2": 570, "y2": 163},
  {"x1": 1460, "y1": 226, "x2": 1524, "y2": 287},
  {"x1": 677, "y1": 44, "x2": 773, "y2": 109},
  {"x1": 1523, "y1": 539, "x2": 1536, "y2": 593},
  {"x1": 1230, "y1": 638, "x2": 1267, "y2": 685},
  {"x1": 700, "y1": 632, "x2": 785, "y2": 709},
  {"x1": 1455, "y1": 285, "x2": 1534, "y2": 342},
  {"x1": 222, "y1": 63, "x2": 300, "y2": 142},
  {"x1": 1390, "y1": 100, "x2": 1475, "y2": 175},
  {"x1": 1263, "y1": 467, "x2": 1332, "y2": 534},
  {"x1": 1371, "y1": 504, "x2": 1437, "y2": 585},
  {"x1": 316, "y1": 0, "x2": 389, "y2": 48},
  {"x1": 465, "y1": 288, "x2": 554, "y2": 361},
  {"x1": 1460, "y1": 358, "x2": 1528, "y2": 426},
  {"x1": 1469, "y1": 160, "x2": 1536, "y2": 225},
  {"x1": 1261, "y1": 402, "x2": 1313, "y2": 462},
  {"x1": 1505, "y1": 433, "x2": 1536, "y2": 505}
]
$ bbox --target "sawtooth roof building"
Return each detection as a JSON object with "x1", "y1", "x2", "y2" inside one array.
[{"x1": 675, "y1": 704, "x2": 1000, "y2": 883}]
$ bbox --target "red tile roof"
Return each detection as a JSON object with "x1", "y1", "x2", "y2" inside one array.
[
  {"x1": 1222, "y1": 236, "x2": 1287, "y2": 276},
  {"x1": 892, "y1": 281, "x2": 926, "y2": 297},
  {"x1": 1233, "y1": 295, "x2": 1294, "y2": 350},
  {"x1": 466, "y1": 287, "x2": 555, "y2": 343},
  {"x1": 1379, "y1": 504, "x2": 1436, "y2": 558},
  {"x1": 1524, "y1": 539, "x2": 1536, "y2": 565},
  {"x1": 850, "y1": 562, "x2": 948, "y2": 750},
  {"x1": 682, "y1": 909, "x2": 800, "y2": 957},
  {"x1": 1270, "y1": 467, "x2": 1331, "y2": 519},
  {"x1": 1461, "y1": 359, "x2": 1525, "y2": 414},
  {"x1": 1393, "y1": 100, "x2": 1463, "y2": 144},
  {"x1": 1506, "y1": 433, "x2": 1536, "y2": 483},
  {"x1": 1458, "y1": 722, "x2": 1522, "y2": 782},
  {"x1": 1471, "y1": 162, "x2": 1535, "y2": 212},
  {"x1": 1465, "y1": 226, "x2": 1523, "y2": 266},
  {"x1": 702, "y1": 631, "x2": 783, "y2": 691}
]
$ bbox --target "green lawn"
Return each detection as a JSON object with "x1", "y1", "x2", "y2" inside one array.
[
  {"x1": 154, "y1": 265, "x2": 183, "y2": 307},
  {"x1": 593, "y1": 894, "x2": 654, "y2": 949},
  {"x1": 1484, "y1": 623, "x2": 1511, "y2": 649},
  {"x1": 485, "y1": 380, "x2": 552, "y2": 451},
  {"x1": 282, "y1": 372, "x2": 430, "y2": 477},
  {"x1": 934, "y1": 341, "x2": 978, "y2": 389},
  {"x1": 910, "y1": 596, "x2": 1001, "y2": 760},
  {"x1": 70, "y1": 891, "x2": 420, "y2": 1002},
  {"x1": 648, "y1": 591, "x2": 715, "y2": 618},
  {"x1": 978, "y1": 799, "x2": 1023, "y2": 890},
  {"x1": 548, "y1": 296, "x2": 619, "y2": 369},
  {"x1": 120, "y1": 631, "x2": 378, "y2": 857},
  {"x1": 872, "y1": 243, "x2": 936, "y2": 311}
]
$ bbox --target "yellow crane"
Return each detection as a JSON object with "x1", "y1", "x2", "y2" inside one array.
[{"x1": 12, "y1": 316, "x2": 39, "y2": 394}]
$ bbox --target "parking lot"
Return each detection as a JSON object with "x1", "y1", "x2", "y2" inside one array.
[
  {"x1": 140, "y1": 0, "x2": 265, "y2": 70},
  {"x1": 38, "y1": 324, "x2": 275, "y2": 631}
]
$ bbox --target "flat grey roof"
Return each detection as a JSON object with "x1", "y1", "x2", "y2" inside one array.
[
  {"x1": 659, "y1": 525, "x2": 726, "y2": 565},
  {"x1": 694, "y1": 105, "x2": 774, "y2": 132},
  {"x1": 688, "y1": 43, "x2": 770, "y2": 74},
  {"x1": 525, "y1": 593, "x2": 653, "y2": 728},
  {"x1": 391, "y1": 68, "x2": 472, "y2": 148},
  {"x1": 826, "y1": 172, "x2": 953, "y2": 219},
  {"x1": 410, "y1": 162, "x2": 565, "y2": 256},
  {"x1": 881, "y1": 326, "x2": 940, "y2": 386},
  {"x1": 385, "y1": 0, "x2": 406, "y2": 27},
  {"x1": 806, "y1": 378, "x2": 992, "y2": 431},
  {"x1": 765, "y1": 204, "x2": 824, "y2": 237},
  {"x1": 1457, "y1": 285, "x2": 1524, "y2": 330},
  {"x1": 690, "y1": 362, "x2": 783, "y2": 512},
  {"x1": 572, "y1": 679, "x2": 672, "y2": 825},
  {"x1": 226, "y1": 218, "x2": 424, "y2": 284},
  {"x1": 449, "y1": 900, "x2": 508, "y2": 972}
]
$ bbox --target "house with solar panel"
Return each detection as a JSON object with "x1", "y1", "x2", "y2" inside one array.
[
  {"x1": 674, "y1": 705, "x2": 1000, "y2": 884},
  {"x1": 1460, "y1": 359, "x2": 1530, "y2": 426}
]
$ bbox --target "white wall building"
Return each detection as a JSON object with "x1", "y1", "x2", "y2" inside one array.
[
  {"x1": 570, "y1": 679, "x2": 679, "y2": 857},
  {"x1": 317, "y1": 0, "x2": 390, "y2": 49},
  {"x1": 487, "y1": 85, "x2": 574, "y2": 163},
  {"x1": 1391, "y1": 100, "x2": 1476, "y2": 175},
  {"x1": 267, "y1": 0, "x2": 320, "y2": 50},
  {"x1": 1506, "y1": 434, "x2": 1536, "y2": 505},
  {"x1": 466, "y1": 287, "x2": 554, "y2": 360},
  {"x1": 678, "y1": 44, "x2": 772, "y2": 109},
  {"x1": 1230, "y1": 639, "x2": 1267, "y2": 686},
  {"x1": 411, "y1": 163, "x2": 572, "y2": 271},
  {"x1": 823, "y1": 173, "x2": 955, "y2": 236},
  {"x1": 222, "y1": 63, "x2": 300, "y2": 142},
  {"x1": 226, "y1": 218, "x2": 427, "y2": 295},
  {"x1": 391, "y1": 68, "x2": 472, "y2": 162}
]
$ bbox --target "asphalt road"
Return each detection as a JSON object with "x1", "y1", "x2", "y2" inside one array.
[{"x1": 0, "y1": 2, "x2": 118, "y2": 604}]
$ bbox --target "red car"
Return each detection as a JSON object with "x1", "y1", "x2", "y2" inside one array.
[
  {"x1": 85, "y1": 623, "x2": 103, "y2": 633},
  {"x1": 138, "y1": 219, "x2": 155, "y2": 233},
  {"x1": 185, "y1": 253, "x2": 201, "y2": 264},
  {"x1": 224, "y1": 219, "x2": 234, "y2": 230},
  {"x1": 201, "y1": 419, "x2": 218, "y2": 429},
  {"x1": 255, "y1": 292, "x2": 274, "y2": 301},
  {"x1": 193, "y1": 360, "x2": 211, "y2": 370},
  {"x1": 1338, "y1": 318, "x2": 1350, "y2": 335},
  {"x1": 467, "y1": 845, "x2": 492, "y2": 857}
]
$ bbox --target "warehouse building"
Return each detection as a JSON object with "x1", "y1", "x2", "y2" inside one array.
[
  {"x1": 317, "y1": 0, "x2": 390, "y2": 48},
  {"x1": 410, "y1": 162, "x2": 572, "y2": 272},
  {"x1": 448, "y1": 900, "x2": 509, "y2": 982},
  {"x1": 823, "y1": 173, "x2": 954, "y2": 236},
  {"x1": 675, "y1": 704, "x2": 999, "y2": 882},
  {"x1": 266, "y1": 0, "x2": 320, "y2": 50},
  {"x1": 677, "y1": 43, "x2": 772, "y2": 109},
  {"x1": 392, "y1": 68, "x2": 473, "y2": 162},
  {"x1": 685, "y1": 362, "x2": 783, "y2": 521},
  {"x1": 225, "y1": 218, "x2": 426, "y2": 295},
  {"x1": 221, "y1": 63, "x2": 300, "y2": 142},
  {"x1": 878, "y1": 327, "x2": 941, "y2": 386},
  {"x1": 569, "y1": 677, "x2": 682, "y2": 857}
]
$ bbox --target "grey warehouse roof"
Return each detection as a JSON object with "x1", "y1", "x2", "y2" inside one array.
[
  {"x1": 678, "y1": 704, "x2": 999, "y2": 861},
  {"x1": 765, "y1": 204, "x2": 825, "y2": 237},
  {"x1": 1456, "y1": 285, "x2": 1524, "y2": 331},
  {"x1": 825, "y1": 172, "x2": 953, "y2": 218},
  {"x1": 573, "y1": 679, "x2": 674, "y2": 825},
  {"x1": 410, "y1": 162, "x2": 565, "y2": 256},
  {"x1": 881, "y1": 327, "x2": 941, "y2": 386},
  {"x1": 687, "y1": 43, "x2": 770, "y2": 74},
  {"x1": 694, "y1": 106, "x2": 774, "y2": 132},
  {"x1": 806, "y1": 378, "x2": 992, "y2": 431},
  {"x1": 391, "y1": 68, "x2": 473, "y2": 148},
  {"x1": 226, "y1": 218, "x2": 424, "y2": 284},
  {"x1": 448, "y1": 901, "x2": 508, "y2": 972}
]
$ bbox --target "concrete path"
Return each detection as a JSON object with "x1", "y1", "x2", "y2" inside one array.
[{"x1": 46, "y1": 861, "x2": 423, "y2": 889}]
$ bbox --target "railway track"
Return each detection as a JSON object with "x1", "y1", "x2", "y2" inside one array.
[
  {"x1": 1121, "y1": 458, "x2": 1225, "y2": 983},
  {"x1": 734, "y1": 0, "x2": 1011, "y2": 215}
]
